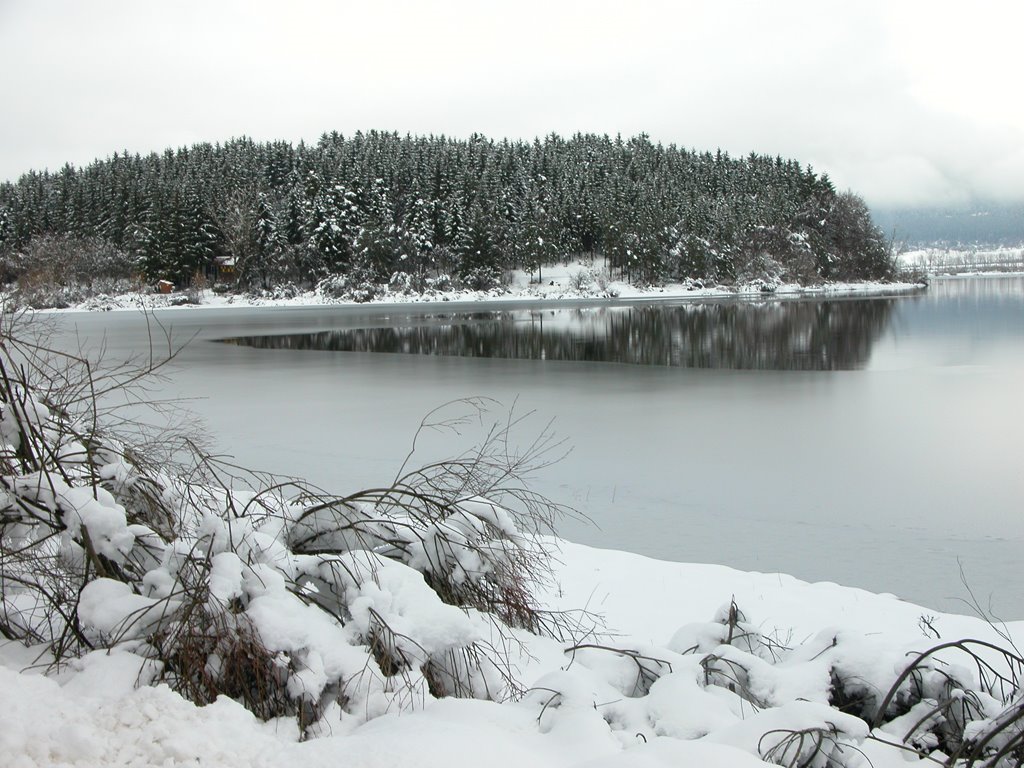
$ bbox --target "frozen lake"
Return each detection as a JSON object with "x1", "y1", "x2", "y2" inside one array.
[{"x1": 45, "y1": 276, "x2": 1024, "y2": 619}]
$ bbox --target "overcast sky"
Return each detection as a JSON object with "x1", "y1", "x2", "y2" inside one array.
[{"x1": 1, "y1": 0, "x2": 1021, "y2": 208}]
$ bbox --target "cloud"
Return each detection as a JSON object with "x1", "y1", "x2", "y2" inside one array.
[{"x1": 1, "y1": 0, "x2": 1021, "y2": 208}]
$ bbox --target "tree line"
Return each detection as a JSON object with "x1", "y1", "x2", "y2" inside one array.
[{"x1": 0, "y1": 131, "x2": 895, "y2": 298}]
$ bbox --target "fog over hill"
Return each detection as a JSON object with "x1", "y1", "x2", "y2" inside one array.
[{"x1": 872, "y1": 201, "x2": 1024, "y2": 248}]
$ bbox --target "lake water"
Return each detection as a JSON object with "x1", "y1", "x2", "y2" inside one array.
[{"x1": 45, "y1": 276, "x2": 1024, "y2": 620}]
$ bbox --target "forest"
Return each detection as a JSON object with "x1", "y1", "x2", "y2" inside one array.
[{"x1": 0, "y1": 132, "x2": 895, "y2": 304}]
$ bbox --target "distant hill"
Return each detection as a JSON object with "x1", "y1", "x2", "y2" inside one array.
[
  {"x1": 871, "y1": 202, "x2": 1024, "y2": 248},
  {"x1": 0, "y1": 132, "x2": 895, "y2": 300}
]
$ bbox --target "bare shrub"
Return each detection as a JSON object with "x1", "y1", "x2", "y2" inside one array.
[
  {"x1": 0, "y1": 313, "x2": 574, "y2": 734},
  {"x1": 567, "y1": 268, "x2": 593, "y2": 294},
  {"x1": 5, "y1": 234, "x2": 140, "y2": 308},
  {"x1": 592, "y1": 268, "x2": 619, "y2": 298}
]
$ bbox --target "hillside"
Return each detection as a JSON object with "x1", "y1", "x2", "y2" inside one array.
[{"x1": 0, "y1": 132, "x2": 895, "y2": 305}]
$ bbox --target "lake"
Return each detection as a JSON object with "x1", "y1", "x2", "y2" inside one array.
[{"x1": 43, "y1": 276, "x2": 1024, "y2": 620}]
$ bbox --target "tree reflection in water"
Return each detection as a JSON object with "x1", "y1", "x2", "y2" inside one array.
[{"x1": 220, "y1": 298, "x2": 897, "y2": 370}]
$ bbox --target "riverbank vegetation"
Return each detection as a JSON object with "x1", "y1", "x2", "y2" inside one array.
[{"x1": 0, "y1": 132, "x2": 897, "y2": 307}]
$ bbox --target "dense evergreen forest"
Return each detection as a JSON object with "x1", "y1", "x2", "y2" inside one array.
[{"x1": 0, "y1": 132, "x2": 895, "y2": 302}]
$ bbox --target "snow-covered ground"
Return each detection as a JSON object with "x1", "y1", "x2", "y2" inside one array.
[
  {"x1": 3, "y1": 539, "x2": 1021, "y2": 768},
  {"x1": 26, "y1": 259, "x2": 924, "y2": 314}
]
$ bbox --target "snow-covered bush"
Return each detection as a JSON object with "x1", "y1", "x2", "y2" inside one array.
[
  {"x1": 314, "y1": 273, "x2": 346, "y2": 299},
  {"x1": 0, "y1": 315, "x2": 568, "y2": 734},
  {"x1": 734, "y1": 251, "x2": 785, "y2": 293},
  {"x1": 567, "y1": 268, "x2": 594, "y2": 294},
  {"x1": 592, "y1": 268, "x2": 620, "y2": 298},
  {"x1": 388, "y1": 270, "x2": 416, "y2": 295},
  {"x1": 558, "y1": 266, "x2": 621, "y2": 298},
  {"x1": 528, "y1": 597, "x2": 1024, "y2": 767},
  {"x1": 316, "y1": 272, "x2": 382, "y2": 303},
  {"x1": 253, "y1": 282, "x2": 301, "y2": 301},
  {"x1": 459, "y1": 266, "x2": 503, "y2": 292},
  {"x1": 425, "y1": 272, "x2": 455, "y2": 293}
]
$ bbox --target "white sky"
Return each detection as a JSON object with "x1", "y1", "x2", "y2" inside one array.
[{"x1": 1, "y1": 0, "x2": 1021, "y2": 208}]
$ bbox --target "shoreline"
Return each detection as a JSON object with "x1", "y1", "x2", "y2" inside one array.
[
  {"x1": 25, "y1": 276, "x2": 928, "y2": 315},
  {"x1": 2, "y1": 536, "x2": 1021, "y2": 767}
]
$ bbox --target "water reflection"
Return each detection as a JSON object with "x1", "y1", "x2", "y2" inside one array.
[{"x1": 221, "y1": 298, "x2": 898, "y2": 370}]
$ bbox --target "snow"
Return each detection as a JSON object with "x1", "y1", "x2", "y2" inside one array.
[
  {"x1": 17, "y1": 257, "x2": 924, "y2": 314},
  {"x1": 77, "y1": 579, "x2": 172, "y2": 641},
  {"x1": 208, "y1": 552, "x2": 245, "y2": 601},
  {"x1": 3, "y1": 538, "x2": 1021, "y2": 767},
  {"x1": 9, "y1": 472, "x2": 135, "y2": 563}
]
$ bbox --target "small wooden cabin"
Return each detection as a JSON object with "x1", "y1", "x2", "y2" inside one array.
[{"x1": 215, "y1": 256, "x2": 237, "y2": 283}]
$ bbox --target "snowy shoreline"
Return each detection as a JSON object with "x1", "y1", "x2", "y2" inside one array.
[
  {"x1": 2, "y1": 538, "x2": 1021, "y2": 768},
  {"x1": 24, "y1": 259, "x2": 927, "y2": 315}
]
